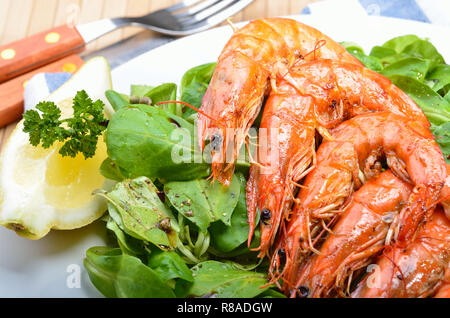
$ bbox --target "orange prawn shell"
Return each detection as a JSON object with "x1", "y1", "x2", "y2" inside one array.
[
  {"x1": 246, "y1": 93, "x2": 316, "y2": 257},
  {"x1": 288, "y1": 59, "x2": 431, "y2": 129},
  {"x1": 292, "y1": 170, "x2": 413, "y2": 298},
  {"x1": 198, "y1": 18, "x2": 363, "y2": 186},
  {"x1": 275, "y1": 112, "x2": 446, "y2": 293},
  {"x1": 353, "y1": 207, "x2": 450, "y2": 298},
  {"x1": 248, "y1": 58, "x2": 434, "y2": 258},
  {"x1": 328, "y1": 113, "x2": 445, "y2": 244}
]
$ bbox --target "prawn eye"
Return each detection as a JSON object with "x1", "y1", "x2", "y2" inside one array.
[
  {"x1": 261, "y1": 208, "x2": 271, "y2": 224},
  {"x1": 211, "y1": 133, "x2": 223, "y2": 151},
  {"x1": 297, "y1": 285, "x2": 310, "y2": 298}
]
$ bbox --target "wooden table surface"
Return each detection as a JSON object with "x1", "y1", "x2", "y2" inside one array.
[{"x1": 0, "y1": 0, "x2": 317, "y2": 152}]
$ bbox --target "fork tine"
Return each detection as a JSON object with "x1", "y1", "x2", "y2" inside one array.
[
  {"x1": 179, "y1": 0, "x2": 236, "y2": 27},
  {"x1": 131, "y1": 0, "x2": 253, "y2": 36},
  {"x1": 174, "y1": 0, "x2": 221, "y2": 19},
  {"x1": 204, "y1": 0, "x2": 253, "y2": 26},
  {"x1": 185, "y1": 0, "x2": 250, "y2": 32},
  {"x1": 165, "y1": 0, "x2": 203, "y2": 13}
]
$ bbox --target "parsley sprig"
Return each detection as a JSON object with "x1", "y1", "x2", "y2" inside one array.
[{"x1": 23, "y1": 90, "x2": 107, "y2": 159}]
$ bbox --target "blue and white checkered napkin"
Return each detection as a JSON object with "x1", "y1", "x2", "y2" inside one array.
[
  {"x1": 23, "y1": 72, "x2": 73, "y2": 112},
  {"x1": 301, "y1": 0, "x2": 450, "y2": 27},
  {"x1": 23, "y1": 0, "x2": 450, "y2": 112}
]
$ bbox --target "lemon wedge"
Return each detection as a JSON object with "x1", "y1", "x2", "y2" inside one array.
[{"x1": 0, "y1": 57, "x2": 115, "y2": 239}]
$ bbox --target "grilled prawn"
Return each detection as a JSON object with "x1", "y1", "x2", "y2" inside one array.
[
  {"x1": 198, "y1": 18, "x2": 362, "y2": 186},
  {"x1": 352, "y1": 207, "x2": 450, "y2": 298},
  {"x1": 246, "y1": 60, "x2": 431, "y2": 257},
  {"x1": 246, "y1": 93, "x2": 316, "y2": 258},
  {"x1": 290, "y1": 170, "x2": 413, "y2": 298},
  {"x1": 271, "y1": 112, "x2": 445, "y2": 293}
]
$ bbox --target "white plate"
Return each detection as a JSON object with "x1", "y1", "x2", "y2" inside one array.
[{"x1": 0, "y1": 14, "x2": 449, "y2": 298}]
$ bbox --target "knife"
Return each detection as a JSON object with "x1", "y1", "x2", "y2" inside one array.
[
  {"x1": 0, "y1": 30, "x2": 174, "y2": 127},
  {"x1": 0, "y1": 25, "x2": 86, "y2": 84}
]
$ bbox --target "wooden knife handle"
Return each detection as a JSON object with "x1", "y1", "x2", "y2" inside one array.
[
  {"x1": 0, "y1": 25, "x2": 85, "y2": 83},
  {"x1": 0, "y1": 54, "x2": 84, "y2": 128}
]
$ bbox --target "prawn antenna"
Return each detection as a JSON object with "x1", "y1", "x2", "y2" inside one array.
[
  {"x1": 321, "y1": 218, "x2": 337, "y2": 235},
  {"x1": 279, "y1": 39, "x2": 327, "y2": 90},
  {"x1": 306, "y1": 214, "x2": 322, "y2": 255},
  {"x1": 267, "y1": 251, "x2": 289, "y2": 289},
  {"x1": 245, "y1": 135, "x2": 270, "y2": 170},
  {"x1": 381, "y1": 246, "x2": 407, "y2": 297},
  {"x1": 313, "y1": 39, "x2": 327, "y2": 59},
  {"x1": 288, "y1": 178, "x2": 308, "y2": 189},
  {"x1": 156, "y1": 100, "x2": 223, "y2": 127},
  {"x1": 226, "y1": 17, "x2": 239, "y2": 32},
  {"x1": 291, "y1": 39, "x2": 328, "y2": 70}
]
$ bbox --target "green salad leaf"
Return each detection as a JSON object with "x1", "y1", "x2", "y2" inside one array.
[
  {"x1": 427, "y1": 64, "x2": 450, "y2": 92},
  {"x1": 179, "y1": 63, "x2": 216, "y2": 118},
  {"x1": 209, "y1": 173, "x2": 251, "y2": 252},
  {"x1": 368, "y1": 45, "x2": 397, "y2": 61},
  {"x1": 381, "y1": 34, "x2": 421, "y2": 53},
  {"x1": 105, "y1": 216, "x2": 147, "y2": 257},
  {"x1": 430, "y1": 123, "x2": 450, "y2": 163},
  {"x1": 445, "y1": 91, "x2": 450, "y2": 103},
  {"x1": 147, "y1": 248, "x2": 194, "y2": 283},
  {"x1": 380, "y1": 57, "x2": 430, "y2": 81},
  {"x1": 96, "y1": 177, "x2": 179, "y2": 250},
  {"x1": 84, "y1": 247, "x2": 176, "y2": 298},
  {"x1": 401, "y1": 39, "x2": 445, "y2": 69},
  {"x1": 164, "y1": 174, "x2": 241, "y2": 231},
  {"x1": 144, "y1": 83, "x2": 178, "y2": 115},
  {"x1": 105, "y1": 89, "x2": 129, "y2": 111},
  {"x1": 389, "y1": 75, "x2": 450, "y2": 125},
  {"x1": 175, "y1": 261, "x2": 271, "y2": 298},
  {"x1": 258, "y1": 289, "x2": 287, "y2": 298},
  {"x1": 131, "y1": 84, "x2": 154, "y2": 97},
  {"x1": 106, "y1": 104, "x2": 210, "y2": 181},
  {"x1": 99, "y1": 157, "x2": 126, "y2": 181}
]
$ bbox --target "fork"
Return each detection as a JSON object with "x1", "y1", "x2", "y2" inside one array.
[{"x1": 0, "y1": 0, "x2": 253, "y2": 84}]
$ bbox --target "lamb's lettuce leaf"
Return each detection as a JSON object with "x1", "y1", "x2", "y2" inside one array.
[
  {"x1": 209, "y1": 173, "x2": 251, "y2": 253},
  {"x1": 147, "y1": 248, "x2": 194, "y2": 283},
  {"x1": 144, "y1": 83, "x2": 177, "y2": 114},
  {"x1": 95, "y1": 177, "x2": 179, "y2": 250},
  {"x1": 164, "y1": 174, "x2": 241, "y2": 231},
  {"x1": 84, "y1": 247, "x2": 176, "y2": 298},
  {"x1": 131, "y1": 85, "x2": 154, "y2": 97},
  {"x1": 174, "y1": 261, "x2": 271, "y2": 298},
  {"x1": 106, "y1": 104, "x2": 210, "y2": 181},
  {"x1": 430, "y1": 123, "x2": 450, "y2": 163},
  {"x1": 179, "y1": 63, "x2": 216, "y2": 118}
]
